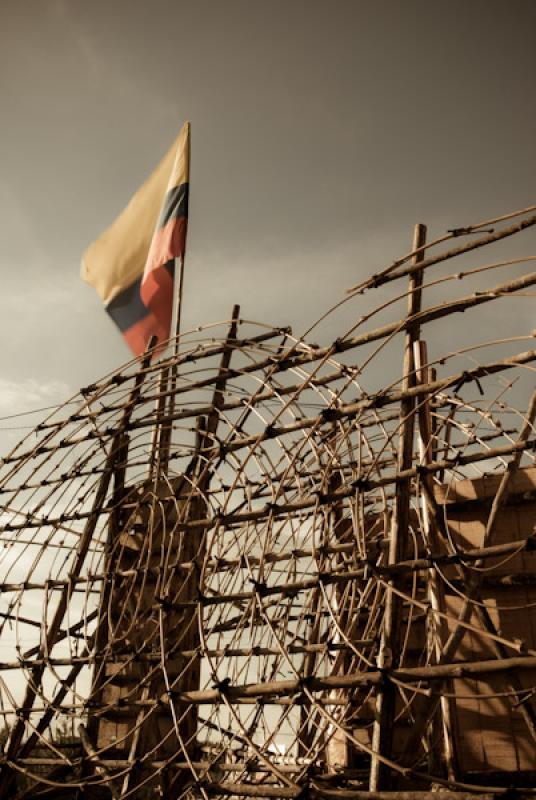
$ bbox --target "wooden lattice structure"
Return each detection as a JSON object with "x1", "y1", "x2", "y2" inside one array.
[{"x1": 0, "y1": 205, "x2": 535, "y2": 798}]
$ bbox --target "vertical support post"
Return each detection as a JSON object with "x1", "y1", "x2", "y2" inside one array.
[
  {"x1": 414, "y1": 340, "x2": 458, "y2": 781},
  {"x1": 298, "y1": 586, "x2": 322, "y2": 759},
  {"x1": 157, "y1": 254, "x2": 185, "y2": 476},
  {"x1": 163, "y1": 306, "x2": 241, "y2": 798},
  {"x1": 165, "y1": 124, "x2": 190, "y2": 468},
  {"x1": 369, "y1": 224, "x2": 426, "y2": 790},
  {"x1": 160, "y1": 251, "x2": 190, "y2": 474},
  {"x1": 204, "y1": 305, "x2": 240, "y2": 444},
  {"x1": 151, "y1": 364, "x2": 171, "y2": 478},
  {"x1": 174, "y1": 121, "x2": 190, "y2": 353},
  {"x1": 324, "y1": 436, "x2": 351, "y2": 769}
]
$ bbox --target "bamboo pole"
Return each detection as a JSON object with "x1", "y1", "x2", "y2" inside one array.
[
  {"x1": 163, "y1": 308, "x2": 242, "y2": 798},
  {"x1": 202, "y1": 785, "x2": 503, "y2": 800},
  {"x1": 0, "y1": 639, "x2": 376, "y2": 672},
  {"x1": 346, "y1": 211, "x2": 536, "y2": 294},
  {"x1": 151, "y1": 363, "x2": 172, "y2": 476},
  {"x1": 158, "y1": 654, "x2": 536, "y2": 704},
  {"x1": 414, "y1": 339, "x2": 458, "y2": 781},
  {"x1": 370, "y1": 223, "x2": 426, "y2": 790}
]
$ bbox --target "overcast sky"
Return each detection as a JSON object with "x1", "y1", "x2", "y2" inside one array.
[{"x1": 1, "y1": 0, "x2": 535, "y2": 431}]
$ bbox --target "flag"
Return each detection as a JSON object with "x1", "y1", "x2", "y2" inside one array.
[{"x1": 81, "y1": 122, "x2": 190, "y2": 356}]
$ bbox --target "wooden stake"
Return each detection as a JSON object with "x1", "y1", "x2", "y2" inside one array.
[
  {"x1": 370, "y1": 223, "x2": 426, "y2": 790},
  {"x1": 414, "y1": 339, "x2": 458, "y2": 781}
]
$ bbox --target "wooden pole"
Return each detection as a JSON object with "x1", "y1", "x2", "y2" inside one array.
[
  {"x1": 174, "y1": 122, "x2": 190, "y2": 352},
  {"x1": 165, "y1": 128, "x2": 190, "y2": 473},
  {"x1": 157, "y1": 652, "x2": 536, "y2": 704},
  {"x1": 414, "y1": 340, "x2": 458, "y2": 781},
  {"x1": 370, "y1": 223, "x2": 426, "y2": 790},
  {"x1": 346, "y1": 210, "x2": 536, "y2": 294}
]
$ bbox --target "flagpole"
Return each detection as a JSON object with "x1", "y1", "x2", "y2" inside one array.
[
  {"x1": 173, "y1": 121, "x2": 190, "y2": 354},
  {"x1": 158, "y1": 256, "x2": 183, "y2": 474},
  {"x1": 173, "y1": 254, "x2": 186, "y2": 355},
  {"x1": 159, "y1": 123, "x2": 190, "y2": 472}
]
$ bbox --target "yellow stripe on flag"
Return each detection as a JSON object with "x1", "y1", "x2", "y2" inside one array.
[{"x1": 81, "y1": 122, "x2": 190, "y2": 307}]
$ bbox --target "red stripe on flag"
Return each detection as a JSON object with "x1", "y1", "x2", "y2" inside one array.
[
  {"x1": 139, "y1": 215, "x2": 187, "y2": 350},
  {"x1": 139, "y1": 258, "x2": 174, "y2": 327},
  {"x1": 144, "y1": 216, "x2": 187, "y2": 278},
  {"x1": 122, "y1": 311, "x2": 170, "y2": 357}
]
